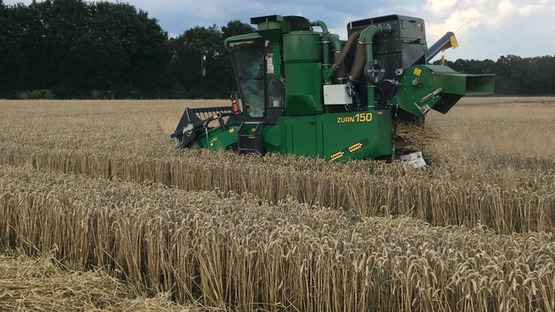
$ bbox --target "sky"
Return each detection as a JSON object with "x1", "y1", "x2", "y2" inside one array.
[{"x1": 5, "y1": 0, "x2": 555, "y2": 60}]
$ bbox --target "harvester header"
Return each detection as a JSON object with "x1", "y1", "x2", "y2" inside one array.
[{"x1": 172, "y1": 14, "x2": 494, "y2": 163}]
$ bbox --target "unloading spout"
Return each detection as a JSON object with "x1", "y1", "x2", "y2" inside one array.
[{"x1": 425, "y1": 32, "x2": 458, "y2": 63}]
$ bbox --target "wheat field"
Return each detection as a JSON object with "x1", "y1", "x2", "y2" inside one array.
[{"x1": 0, "y1": 97, "x2": 554, "y2": 311}]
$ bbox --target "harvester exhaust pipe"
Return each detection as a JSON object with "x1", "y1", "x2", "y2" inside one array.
[{"x1": 425, "y1": 31, "x2": 458, "y2": 63}]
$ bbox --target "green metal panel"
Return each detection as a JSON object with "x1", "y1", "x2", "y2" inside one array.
[
  {"x1": 391, "y1": 65, "x2": 494, "y2": 118},
  {"x1": 315, "y1": 116, "x2": 324, "y2": 156},
  {"x1": 251, "y1": 15, "x2": 285, "y2": 42},
  {"x1": 321, "y1": 109, "x2": 392, "y2": 161},
  {"x1": 289, "y1": 115, "x2": 318, "y2": 156},
  {"x1": 257, "y1": 21, "x2": 284, "y2": 31},
  {"x1": 262, "y1": 121, "x2": 286, "y2": 153},
  {"x1": 195, "y1": 126, "x2": 239, "y2": 150},
  {"x1": 391, "y1": 66, "x2": 436, "y2": 118},
  {"x1": 285, "y1": 117, "x2": 294, "y2": 154},
  {"x1": 191, "y1": 109, "x2": 393, "y2": 161},
  {"x1": 283, "y1": 32, "x2": 320, "y2": 61},
  {"x1": 284, "y1": 63, "x2": 323, "y2": 115},
  {"x1": 465, "y1": 74, "x2": 496, "y2": 94},
  {"x1": 374, "y1": 110, "x2": 394, "y2": 156},
  {"x1": 271, "y1": 44, "x2": 283, "y2": 78},
  {"x1": 283, "y1": 32, "x2": 323, "y2": 115}
]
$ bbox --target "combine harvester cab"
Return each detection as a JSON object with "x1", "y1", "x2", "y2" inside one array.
[{"x1": 172, "y1": 14, "x2": 494, "y2": 163}]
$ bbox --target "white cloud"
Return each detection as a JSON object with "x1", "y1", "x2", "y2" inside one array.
[
  {"x1": 425, "y1": 8, "x2": 480, "y2": 40},
  {"x1": 517, "y1": 3, "x2": 543, "y2": 16},
  {"x1": 497, "y1": 1, "x2": 515, "y2": 14},
  {"x1": 423, "y1": 0, "x2": 555, "y2": 59},
  {"x1": 425, "y1": 0, "x2": 552, "y2": 41},
  {"x1": 425, "y1": 0, "x2": 459, "y2": 17}
]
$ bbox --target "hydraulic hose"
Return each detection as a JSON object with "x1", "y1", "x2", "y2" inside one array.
[
  {"x1": 346, "y1": 24, "x2": 392, "y2": 107},
  {"x1": 310, "y1": 20, "x2": 328, "y2": 33},
  {"x1": 311, "y1": 20, "x2": 331, "y2": 83},
  {"x1": 348, "y1": 42, "x2": 366, "y2": 82},
  {"x1": 348, "y1": 24, "x2": 392, "y2": 80},
  {"x1": 332, "y1": 31, "x2": 361, "y2": 81},
  {"x1": 329, "y1": 34, "x2": 344, "y2": 80},
  {"x1": 328, "y1": 34, "x2": 342, "y2": 52}
]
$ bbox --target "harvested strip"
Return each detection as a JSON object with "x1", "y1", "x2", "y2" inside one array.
[{"x1": 0, "y1": 253, "x2": 198, "y2": 312}]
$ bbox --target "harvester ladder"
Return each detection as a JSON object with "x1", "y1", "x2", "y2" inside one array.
[{"x1": 237, "y1": 122, "x2": 264, "y2": 155}]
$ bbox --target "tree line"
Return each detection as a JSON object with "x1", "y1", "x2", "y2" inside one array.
[
  {"x1": 1, "y1": 0, "x2": 554, "y2": 99},
  {"x1": 436, "y1": 56, "x2": 555, "y2": 95},
  {"x1": 0, "y1": 0, "x2": 254, "y2": 99}
]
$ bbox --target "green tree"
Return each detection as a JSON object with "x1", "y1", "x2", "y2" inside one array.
[
  {"x1": 167, "y1": 20, "x2": 255, "y2": 98},
  {"x1": 76, "y1": 1, "x2": 168, "y2": 93},
  {"x1": 0, "y1": 1, "x2": 22, "y2": 92},
  {"x1": 523, "y1": 56, "x2": 555, "y2": 94},
  {"x1": 43, "y1": 0, "x2": 89, "y2": 92},
  {"x1": 0, "y1": 0, "x2": 168, "y2": 97},
  {"x1": 435, "y1": 55, "x2": 555, "y2": 95},
  {"x1": 168, "y1": 25, "x2": 226, "y2": 97},
  {"x1": 222, "y1": 19, "x2": 255, "y2": 40},
  {"x1": 19, "y1": 1, "x2": 51, "y2": 90},
  {"x1": 0, "y1": 2, "x2": 46, "y2": 92},
  {"x1": 494, "y1": 55, "x2": 526, "y2": 94}
]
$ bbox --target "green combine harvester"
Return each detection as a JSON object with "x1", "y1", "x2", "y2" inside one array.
[{"x1": 172, "y1": 14, "x2": 494, "y2": 165}]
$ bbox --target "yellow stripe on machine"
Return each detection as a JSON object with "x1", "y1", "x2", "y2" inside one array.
[
  {"x1": 349, "y1": 142, "x2": 363, "y2": 153},
  {"x1": 330, "y1": 151, "x2": 344, "y2": 161}
]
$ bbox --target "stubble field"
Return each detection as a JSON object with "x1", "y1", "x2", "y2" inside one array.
[{"x1": 0, "y1": 97, "x2": 554, "y2": 311}]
